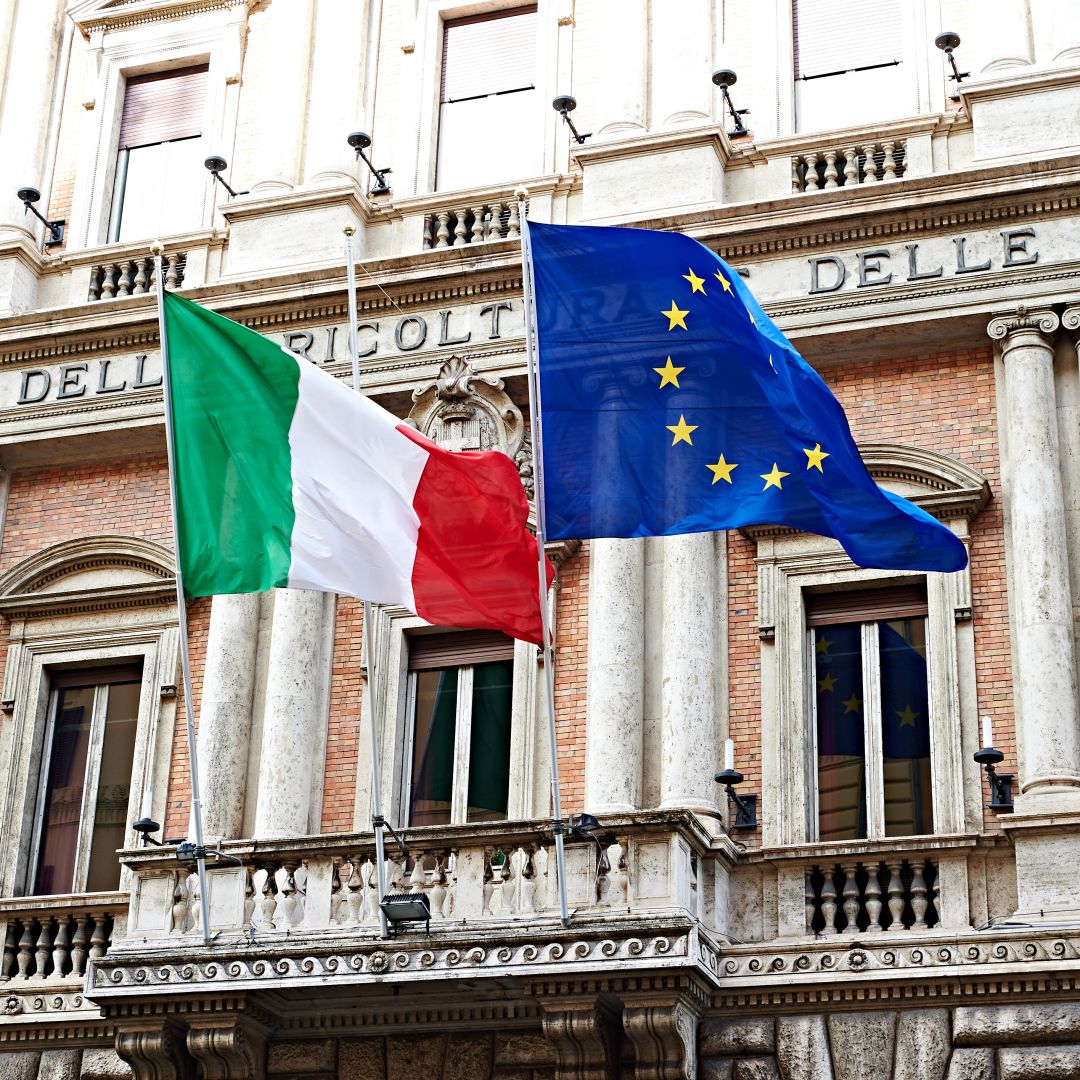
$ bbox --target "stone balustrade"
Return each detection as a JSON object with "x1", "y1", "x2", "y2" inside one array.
[
  {"x1": 422, "y1": 199, "x2": 525, "y2": 250},
  {"x1": 88, "y1": 251, "x2": 186, "y2": 301},
  {"x1": 806, "y1": 857, "x2": 939, "y2": 935},
  {"x1": 792, "y1": 140, "x2": 908, "y2": 193}
]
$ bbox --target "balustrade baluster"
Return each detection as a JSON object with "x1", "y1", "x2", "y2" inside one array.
[
  {"x1": 863, "y1": 145, "x2": 880, "y2": 182},
  {"x1": 408, "y1": 852, "x2": 427, "y2": 897},
  {"x1": 533, "y1": 846, "x2": 549, "y2": 913},
  {"x1": 89, "y1": 915, "x2": 106, "y2": 960},
  {"x1": 363, "y1": 857, "x2": 380, "y2": 923},
  {"x1": 446, "y1": 850, "x2": 458, "y2": 918},
  {"x1": 88, "y1": 266, "x2": 102, "y2": 301},
  {"x1": 452, "y1": 209, "x2": 468, "y2": 247},
  {"x1": 118, "y1": 260, "x2": 134, "y2": 297},
  {"x1": 435, "y1": 212, "x2": 451, "y2": 249},
  {"x1": 422, "y1": 214, "x2": 433, "y2": 249},
  {"x1": 34, "y1": 920, "x2": 52, "y2": 977},
  {"x1": 429, "y1": 854, "x2": 447, "y2": 919},
  {"x1": 506, "y1": 201, "x2": 521, "y2": 239},
  {"x1": 841, "y1": 862, "x2": 860, "y2": 933},
  {"x1": 70, "y1": 917, "x2": 90, "y2": 974},
  {"x1": 910, "y1": 862, "x2": 929, "y2": 929},
  {"x1": 51, "y1": 918, "x2": 70, "y2": 978},
  {"x1": 806, "y1": 152, "x2": 822, "y2": 192},
  {"x1": 843, "y1": 146, "x2": 858, "y2": 187},
  {"x1": 886, "y1": 862, "x2": 905, "y2": 930},
  {"x1": 823, "y1": 150, "x2": 839, "y2": 189},
  {"x1": 792, "y1": 157, "x2": 802, "y2": 193},
  {"x1": 864, "y1": 863, "x2": 884, "y2": 931},
  {"x1": 170, "y1": 875, "x2": 189, "y2": 933},
  {"x1": 165, "y1": 253, "x2": 181, "y2": 288},
  {"x1": 468, "y1": 206, "x2": 484, "y2": 244},
  {"x1": 819, "y1": 869, "x2": 838, "y2": 935},
  {"x1": 518, "y1": 850, "x2": 536, "y2": 915},
  {"x1": 243, "y1": 867, "x2": 257, "y2": 930},
  {"x1": 100, "y1": 265, "x2": 117, "y2": 300},
  {"x1": 611, "y1": 842, "x2": 630, "y2": 907},
  {"x1": 259, "y1": 865, "x2": 278, "y2": 930},
  {"x1": 187, "y1": 872, "x2": 202, "y2": 935},
  {"x1": 274, "y1": 865, "x2": 294, "y2": 930},
  {"x1": 1, "y1": 922, "x2": 16, "y2": 979},
  {"x1": 805, "y1": 875, "x2": 816, "y2": 933},
  {"x1": 482, "y1": 855, "x2": 495, "y2": 916},
  {"x1": 346, "y1": 856, "x2": 364, "y2": 924},
  {"x1": 485, "y1": 203, "x2": 502, "y2": 241},
  {"x1": 133, "y1": 258, "x2": 149, "y2": 294},
  {"x1": 882, "y1": 141, "x2": 898, "y2": 181}
]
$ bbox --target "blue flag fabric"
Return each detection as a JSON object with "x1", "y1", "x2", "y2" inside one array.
[
  {"x1": 528, "y1": 222, "x2": 967, "y2": 572},
  {"x1": 879, "y1": 622, "x2": 932, "y2": 760}
]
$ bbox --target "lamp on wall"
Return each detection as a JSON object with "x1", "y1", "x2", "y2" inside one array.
[
  {"x1": 347, "y1": 132, "x2": 392, "y2": 196},
  {"x1": 934, "y1": 31, "x2": 969, "y2": 102},
  {"x1": 710, "y1": 69, "x2": 749, "y2": 137},
  {"x1": 552, "y1": 95, "x2": 591, "y2": 145},
  {"x1": 131, "y1": 815, "x2": 163, "y2": 846},
  {"x1": 16, "y1": 187, "x2": 63, "y2": 245},
  {"x1": 715, "y1": 738, "x2": 757, "y2": 829},
  {"x1": 973, "y1": 714, "x2": 1014, "y2": 812},
  {"x1": 203, "y1": 156, "x2": 249, "y2": 198}
]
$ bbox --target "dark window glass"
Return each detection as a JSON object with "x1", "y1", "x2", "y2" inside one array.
[
  {"x1": 409, "y1": 668, "x2": 458, "y2": 827},
  {"x1": 467, "y1": 660, "x2": 514, "y2": 822}
]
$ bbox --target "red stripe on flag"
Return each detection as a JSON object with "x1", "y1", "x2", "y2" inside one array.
[{"x1": 398, "y1": 425, "x2": 552, "y2": 645}]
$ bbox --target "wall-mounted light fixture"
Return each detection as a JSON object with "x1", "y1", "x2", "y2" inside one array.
[
  {"x1": 131, "y1": 815, "x2": 163, "y2": 847},
  {"x1": 935, "y1": 31, "x2": 969, "y2": 102},
  {"x1": 715, "y1": 738, "x2": 757, "y2": 829},
  {"x1": 16, "y1": 187, "x2": 63, "y2": 245},
  {"x1": 973, "y1": 714, "x2": 1014, "y2": 812},
  {"x1": 347, "y1": 131, "x2": 392, "y2": 196},
  {"x1": 711, "y1": 69, "x2": 749, "y2": 137},
  {"x1": 203, "y1": 156, "x2": 249, "y2": 198},
  {"x1": 552, "y1": 95, "x2": 591, "y2": 144}
]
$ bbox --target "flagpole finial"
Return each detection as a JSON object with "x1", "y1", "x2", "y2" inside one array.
[
  {"x1": 149, "y1": 239, "x2": 164, "y2": 256},
  {"x1": 514, "y1": 185, "x2": 528, "y2": 200},
  {"x1": 342, "y1": 223, "x2": 357, "y2": 237}
]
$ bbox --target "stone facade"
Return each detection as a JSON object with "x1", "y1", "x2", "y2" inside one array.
[{"x1": 1, "y1": 0, "x2": 1080, "y2": 1076}]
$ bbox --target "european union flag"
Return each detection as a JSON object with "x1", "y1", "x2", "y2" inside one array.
[{"x1": 528, "y1": 222, "x2": 967, "y2": 572}]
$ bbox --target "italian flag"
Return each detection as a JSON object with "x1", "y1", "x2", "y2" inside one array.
[{"x1": 162, "y1": 292, "x2": 550, "y2": 645}]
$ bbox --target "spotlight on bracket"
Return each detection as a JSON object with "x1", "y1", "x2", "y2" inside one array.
[
  {"x1": 203, "y1": 155, "x2": 249, "y2": 198},
  {"x1": 552, "y1": 95, "x2": 591, "y2": 145},
  {"x1": 347, "y1": 131, "x2": 392, "y2": 196},
  {"x1": 935, "y1": 31, "x2": 969, "y2": 102},
  {"x1": 711, "y1": 69, "x2": 749, "y2": 137},
  {"x1": 131, "y1": 815, "x2": 163, "y2": 847},
  {"x1": 16, "y1": 187, "x2": 64, "y2": 246}
]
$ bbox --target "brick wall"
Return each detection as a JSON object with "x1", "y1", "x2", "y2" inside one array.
[
  {"x1": 321, "y1": 596, "x2": 363, "y2": 833},
  {"x1": 553, "y1": 543, "x2": 590, "y2": 815}
]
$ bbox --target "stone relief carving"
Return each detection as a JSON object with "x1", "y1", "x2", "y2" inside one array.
[{"x1": 407, "y1": 355, "x2": 533, "y2": 497}]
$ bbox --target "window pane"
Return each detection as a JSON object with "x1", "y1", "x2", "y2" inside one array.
[
  {"x1": 34, "y1": 688, "x2": 95, "y2": 895},
  {"x1": 815, "y1": 623, "x2": 866, "y2": 841},
  {"x1": 85, "y1": 681, "x2": 140, "y2": 892},
  {"x1": 467, "y1": 660, "x2": 513, "y2": 822},
  {"x1": 880, "y1": 619, "x2": 933, "y2": 836},
  {"x1": 410, "y1": 669, "x2": 458, "y2": 826},
  {"x1": 114, "y1": 136, "x2": 206, "y2": 243}
]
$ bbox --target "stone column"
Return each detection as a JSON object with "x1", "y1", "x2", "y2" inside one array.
[
  {"x1": 0, "y1": 0, "x2": 66, "y2": 238},
  {"x1": 303, "y1": 0, "x2": 368, "y2": 185},
  {"x1": 649, "y1": 0, "x2": 712, "y2": 129},
  {"x1": 971, "y1": 0, "x2": 1034, "y2": 73},
  {"x1": 252, "y1": 589, "x2": 327, "y2": 838},
  {"x1": 194, "y1": 594, "x2": 259, "y2": 839},
  {"x1": 1040, "y1": 0, "x2": 1080, "y2": 65},
  {"x1": 590, "y1": 0, "x2": 648, "y2": 137},
  {"x1": 246, "y1": 0, "x2": 316, "y2": 193},
  {"x1": 989, "y1": 309, "x2": 1080, "y2": 801},
  {"x1": 659, "y1": 533, "x2": 721, "y2": 817},
  {"x1": 584, "y1": 538, "x2": 645, "y2": 813}
]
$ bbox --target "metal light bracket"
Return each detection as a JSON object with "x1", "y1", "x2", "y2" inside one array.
[
  {"x1": 17, "y1": 187, "x2": 63, "y2": 245},
  {"x1": 935, "y1": 32, "x2": 969, "y2": 102},
  {"x1": 973, "y1": 747, "x2": 1014, "y2": 812},
  {"x1": 204, "y1": 156, "x2": 249, "y2": 198},
  {"x1": 347, "y1": 132, "x2": 392, "y2": 196},
  {"x1": 710, "y1": 70, "x2": 749, "y2": 137},
  {"x1": 715, "y1": 768, "x2": 758, "y2": 829},
  {"x1": 552, "y1": 95, "x2": 591, "y2": 145}
]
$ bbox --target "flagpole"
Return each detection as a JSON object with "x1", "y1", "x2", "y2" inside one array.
[
  {"x1": 150, "y1": 241, "x2": 212, "y2": 946},
  {"x1": 343, "y1": 226, "x2": 391, "y2": 939},
  {"x1": 515, "y1": 191, "x2": 570, "y2": 928}
]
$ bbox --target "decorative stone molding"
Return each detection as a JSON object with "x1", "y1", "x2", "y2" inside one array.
[
  {"x1": 1062, "y1": 305, "x2": 1080, "y2": 336},
  {"x1": 622, "y1": 998, "x2": 700, "y2": 1080},
  {"x1": 986, "y1": 307, "x2": 1060, "y2": 346},
  {"x1": 539, "y1": 996, "x2": 622, "y2": 1080},
  {"x1": 185, "y1": 1015, "x2": 268, "y2": 1080},
  {"x1": 72, "y1": 0, "x2": 253, "y2": 39},
  {"x1": 114, "y1": 1018, "x2": 193, "y2": 1080}
]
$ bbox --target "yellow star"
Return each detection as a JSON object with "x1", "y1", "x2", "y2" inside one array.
[
  {"x1": 842, "y1": 693, "x2": 862, "y2": 715},
  {"x1": 653, "y1": 357, "x2": 684, "y2": 388},
  {"x1": 666, "y1": 415, "x2": 698, "y2": 446},
  {"x1": 769, "y1": 354, "x2": 776, "y2": 371},
  {"x1": 662, "y1": 301, "x2": 690, "y2": 331},
  {"x1": 749, "y1": 311, "x2": 757, "y2": 327},
  {"x1": 818, "y1": 673, "x2": 837, "y2": 693},
  {"x1": 815, "y1": 635, "x2": 833, "y2": 655},
  {"x1": 683, "y1": 268, "x2": 706, "y2": 294},
  {"x1": 761, "y1": 463, "x2": 789, "y2": 490},
  {"x1": 804, "y1": 443, "x2": 829, "y2": 472},
  {"x1": 714, "y1": 269, "x2": 733, "y2": 295},
  {"x1": 707, "y1": 454, "x2": 738, "y2": 484},
  {"x1": 897, "y1": 704, "x2": 919, "y2": 728}
]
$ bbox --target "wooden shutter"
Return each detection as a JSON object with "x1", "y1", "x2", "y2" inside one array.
[
  {"x1": 118, "y1": 65, "x2": 208, "y2": 150},
  {"x1": 51, "y1": 663, "x2": 144, "y2": 689},
  {"x1": 440, "y1": 6, "x2": 537, "y2": 103},
  {"x1": 793, "y1": 0, "x2": 901, "y2": 80},
  {"x1": 804, "y1": 585, "x2": 927, "y2": 628},
  {"x1": 408, "y1": 630, "x2": 516, "y2": 671}
]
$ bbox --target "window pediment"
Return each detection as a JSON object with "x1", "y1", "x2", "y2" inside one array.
[
  {"x1": 71, "y1": 0, "x2": 252, "y2": 39},
  {"x1": 0, "y1": 536, "x2": 175, "y2": 618}
]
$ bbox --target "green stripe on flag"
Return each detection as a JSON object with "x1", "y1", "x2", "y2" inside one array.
[{"x1": 163, "y1": 291, "x2": 300, "y2": 596}]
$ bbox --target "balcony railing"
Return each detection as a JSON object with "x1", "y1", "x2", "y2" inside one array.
[
  {"x1": 806, "y1": 858, "x2": 939, "y2": 935},
  {"x1": 88, "y1": 252, "x2": 186, "y2": 301},
  {"x1": 422, "y1": 200, "x2": 525, "y2": 249},
  {"x1": 793, "y1": 141, "x2": 907, "y2": 193}
]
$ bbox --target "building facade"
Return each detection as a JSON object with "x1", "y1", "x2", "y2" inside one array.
[{"x1": 1, "y1": 0, "x2": 1080, "y2": 1076}]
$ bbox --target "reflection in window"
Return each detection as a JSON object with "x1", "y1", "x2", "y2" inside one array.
[{"x1": 34, "y1": 668, "x2": 142, "y2": 895}]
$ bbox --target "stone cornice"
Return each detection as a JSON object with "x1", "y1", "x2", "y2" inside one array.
[{"x1": 72, "y1": 0, "x2": 252, "y2": 39}]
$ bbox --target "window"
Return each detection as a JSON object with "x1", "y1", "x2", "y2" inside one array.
[
  {"x1": 436, "y1": 6, "x2": 542, "y2": 192},
  {"x1": 405, "y1": 631, "x2": 515, "y2": 826},
  {"x1": 793, "y1": 0, "x2": 908, "y2": 132},
  {"x1": 808, "y1": 586, "x2": 932, "y2": 842},
  {"x1": 109, "y1": 65, "x2": 208, "y2": 243},
  {"x1": 31, "y1": 664, "x2": 143, "y2": 895}
]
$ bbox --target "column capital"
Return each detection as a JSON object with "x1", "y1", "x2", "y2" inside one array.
[
  {"x1": 987, "y1": 306, "x2": 1059, "y2": 346},
  {"x1": 1062, "y1": 305, "x2": 1080, "y2": 334}
]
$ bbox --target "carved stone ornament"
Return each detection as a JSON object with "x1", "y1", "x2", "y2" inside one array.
[
  {"x1": 986, "y1": 304, "x2": 1059, "y2": 344},
  {"x1": 186, "y1": 1016, "x2": 268, "y2": 1080},
  {"x1": 115, "y1": 1020, "x2": 193, "y2": 1080},
  {"x1": 622, "y1": 1000, "x2": 699, "y2": 1080},
  {"x1": 406, "y1": 355, "x2": 533, "y2": 496},
  {"x1": 2, "y1": 991, "x2": 23, "y2": 1015},
  {"x1": 540, "y1": 997, "x2": 622, "y2": 1080}
]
